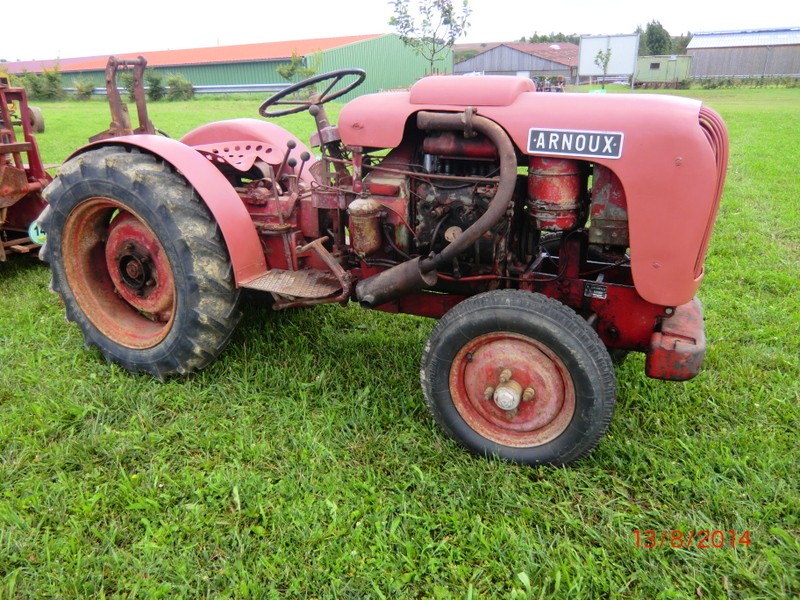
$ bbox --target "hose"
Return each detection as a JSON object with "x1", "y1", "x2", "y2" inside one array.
[
  {"x1": 415, "y1": 110, "x2": 517, "y2": 274},
  {"x1": 355, "y1": 109, "x2": 517, "y2": 308}
]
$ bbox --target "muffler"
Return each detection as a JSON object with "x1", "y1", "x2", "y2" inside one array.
[{"x1": 355, "y1": 257, "x2": 438, "y2": 308}]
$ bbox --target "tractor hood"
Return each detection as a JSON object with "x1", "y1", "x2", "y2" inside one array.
[{"x1": 338, "y1": 76, "x2": 728, "y2": 307}]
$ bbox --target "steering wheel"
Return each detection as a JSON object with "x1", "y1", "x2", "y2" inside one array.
[{"x1": 259, "y1": 69, "x2": 366, "y2": 118}]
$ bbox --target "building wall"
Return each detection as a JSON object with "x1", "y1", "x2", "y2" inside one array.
[
  {"x1": 58, "y1": 34, "x2": 439, "y2": 99},
  {"x1": 60, "y1": 60, "x2": 285, "y2": 88},
  {"x1": 316, "y1": 34, "x2": 448, "y2": 100},
  {"x1": 155, "y1": 61, "x2": 285, "y2": 86},
  {"x1": 688, "y1": 45, "x2": 800, "y2": 78},
  {"x1": 454, "y1": 46, "x2": 571, "y2": 79},
  {"x1": 635, "y1": 55, "x2": 692, "y2": 83}
]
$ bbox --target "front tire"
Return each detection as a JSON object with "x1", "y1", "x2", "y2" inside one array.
[
  {"x1": 420, "y1": 290, "x2": 616, "y2": 465},
  {"x1": 41, "y1": 146, "x2": 241, "y2": 377}
]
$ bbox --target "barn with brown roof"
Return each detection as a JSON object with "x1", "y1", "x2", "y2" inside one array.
[
  {"x1": 2, "y1": 34, "x2": 446, "y2": 99},
  {"x1": 453, "y1": 42, "x2": 578, "y2": 83}
]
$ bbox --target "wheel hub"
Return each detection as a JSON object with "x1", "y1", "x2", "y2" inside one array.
[
  {"x1": 58, "y1": 196, "x2": 178, "y2": 349},
  {"x1": 483, "y1": 368, "x2": 536, "y2": 412},
  {"x1": 104, "y1": 212, "x2": 174, "y2": 318},
  {"x1": 117, "y1": 244, "x2": 153, "y2": 293},
  {"x1": 450, "y1": 332, "x2": 576, "y2": 447}
]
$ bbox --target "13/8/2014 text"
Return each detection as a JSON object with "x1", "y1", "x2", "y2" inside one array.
[{"x1": 633, "y1": 529, "x2": 751, "y2": 549}]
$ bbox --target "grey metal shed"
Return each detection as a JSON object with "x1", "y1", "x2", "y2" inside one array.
[
  {"x1": 687, "y1": 28, "x2": 800, "y2": 79},
  {"x1": 453, "y1": 43, "x2": 578, "y2": 82}
]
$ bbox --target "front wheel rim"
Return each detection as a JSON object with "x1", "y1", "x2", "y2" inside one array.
[
  {"x1": 449, "y1": 332, "x2": 576, "y2": 448},
  {"x1": 61, "y1": 197, "x2": 176, "y2": 349}
]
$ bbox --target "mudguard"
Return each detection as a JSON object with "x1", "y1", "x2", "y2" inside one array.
[{"x1": 66, "y1": 135, "x2": 267, "y2": 285}]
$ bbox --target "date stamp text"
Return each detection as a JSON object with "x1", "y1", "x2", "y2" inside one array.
[{"x1": 633, "y1": 529, "x2": 751, "y2": 549}]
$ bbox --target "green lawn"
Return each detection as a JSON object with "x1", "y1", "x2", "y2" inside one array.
[{"x1": 1, "y1": 88, "x2": 798, "y2": 598}]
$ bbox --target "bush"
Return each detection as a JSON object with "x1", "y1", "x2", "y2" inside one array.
[
  {"x1": 697, "y1": 75, "x2": 800, "y2": 89},
  {"x1": 22, "y1": 67, "x2": 67, "y2": 101},
  {"x1": 166, "y1": 74, "x2": 194, "y2": 101},
  {"x1": 145, "y1": 71, "x2": 166, "y2": 101},
  {"x1": 74, "y1": 78, "x2": 96, "y2": 101},
  {"x1": 116, "y1": 71, "x2": 135, "y2": 102}
]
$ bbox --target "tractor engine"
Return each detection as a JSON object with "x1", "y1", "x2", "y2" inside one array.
[
  {"x1": 355, "y1": 128, "x2": 629, "y2": 285},
  {"x1": 412, "y1": 131, "x2": 509, "y2": 277}
]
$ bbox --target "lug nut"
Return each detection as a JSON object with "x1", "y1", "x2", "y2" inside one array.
[
  {"x1": 523, "y1": 387, "x2": 535, "y2": 402},
  {"x1": 499, "y1": 368, "x2": 512, "y2": 383},
  {"x1": 483, "y1": 386, "x2": 495, "y2": 400}
]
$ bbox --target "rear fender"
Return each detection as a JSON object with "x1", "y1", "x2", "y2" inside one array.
[{"x1": 67, "y1": 135, "x2": 267, "y2": 284}]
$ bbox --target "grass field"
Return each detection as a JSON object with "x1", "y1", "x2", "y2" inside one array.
[{"x1": 1, "y1": 88, "x2": 798, "y2": 598}]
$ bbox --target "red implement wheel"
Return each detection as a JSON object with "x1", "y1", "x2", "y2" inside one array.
[
  {"x1": 420, "y1": 290, "x2": 616, "y2": 465},
  {"x1": 29, "y1": 106, "x2": 45, "y2": 133},
  {"x1": 41, "y1": 146, "x2": 241, "y2": 377}
]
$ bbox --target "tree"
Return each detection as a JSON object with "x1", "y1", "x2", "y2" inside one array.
[
  {"x1": 594, "y1": 48, "x2": 612, "y2": 90},
  {"x1": 166, "y1": 74, "x2": 194, "y2": 101},
  {"x1": 276, "y1": 52, "x2": 304, "y2": 83},
  {"x1": 454, "y1": 48, "x2": 479, "y2": 63},
  {"x1": 389, "y1": 0, "x2": 471, "y2": 74},
  {"x1": 73, "y1": 78, "x2": 96, "y2": 101},
  {"x1": 276, "y1": 51, "x2": 322, "y2": 97},
  {"x1": 526, "y1": 32, "x2": 580, "y2": 46},
  {"x1": 643, "y1": 20, "x2": 672, "y2": 55},
  {"x1": 672, "y1": 32, "x2": 692, "y2": 55},
  {"x1": 118, "y1": 71, "x2": 135, "y2": 102}
]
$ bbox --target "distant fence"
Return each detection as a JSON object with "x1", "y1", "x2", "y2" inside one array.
[
  {"x1": 64, "y1": 83, "x2": 290, "y2": 96},
  {"x1": 191, "y1": 84, "x2": 289, "y2": 95}
]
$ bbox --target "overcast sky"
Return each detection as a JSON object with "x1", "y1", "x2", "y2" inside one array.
[{"x1": 4, "y1": 0, "x2": 797, "y2": 62}]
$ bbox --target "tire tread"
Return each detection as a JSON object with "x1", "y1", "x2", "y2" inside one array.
[
  {"x1": 42, "y1": 146, "x2": 241, "y2": 377},
  {"x1": 420, "y1": 289, "x2": 616, "y2": 465}
]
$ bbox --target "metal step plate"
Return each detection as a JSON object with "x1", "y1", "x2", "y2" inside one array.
[{"x1": 241, "y1": 269, "x2": 342, "y2": 299}]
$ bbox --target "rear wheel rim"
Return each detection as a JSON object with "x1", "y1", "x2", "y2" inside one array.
[
  {"x1": 449, "y1": 332, "x2": 576, "y2": 447},
  {"x1": 61, "y1": 197, "x2": 176, "y2": 349}
]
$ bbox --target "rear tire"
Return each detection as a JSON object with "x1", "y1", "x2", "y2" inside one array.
[
  {"x1": 420, "y1": 290, "x2": 616, "y2": 465},
  {"x1": 41, "y1": 146, "x2": 241, "y2": 377}
]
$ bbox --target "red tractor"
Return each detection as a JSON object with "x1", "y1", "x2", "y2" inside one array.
[
  {"x1": 0, "y1": 76, "x2": 49, "y2": 260},
  {"x1": 40, "y1": 70, "x2": 728, "y2": 465}
]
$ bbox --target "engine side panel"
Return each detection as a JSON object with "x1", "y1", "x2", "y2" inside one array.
[{"x1": 485, "y1": 92, "x2": 721, "y2": 307}]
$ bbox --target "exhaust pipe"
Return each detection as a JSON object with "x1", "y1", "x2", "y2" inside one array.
[
  {"x1": 356, "y1": 109, "x2": 517, "y2": 308},
  {"x1": 355, "y1": 257, "x2": 438, "y2": 308}
]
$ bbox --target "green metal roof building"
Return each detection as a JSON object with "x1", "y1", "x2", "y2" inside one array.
[{"x1": 7, "y1": 34, "x2": 450, "y2": 100}]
